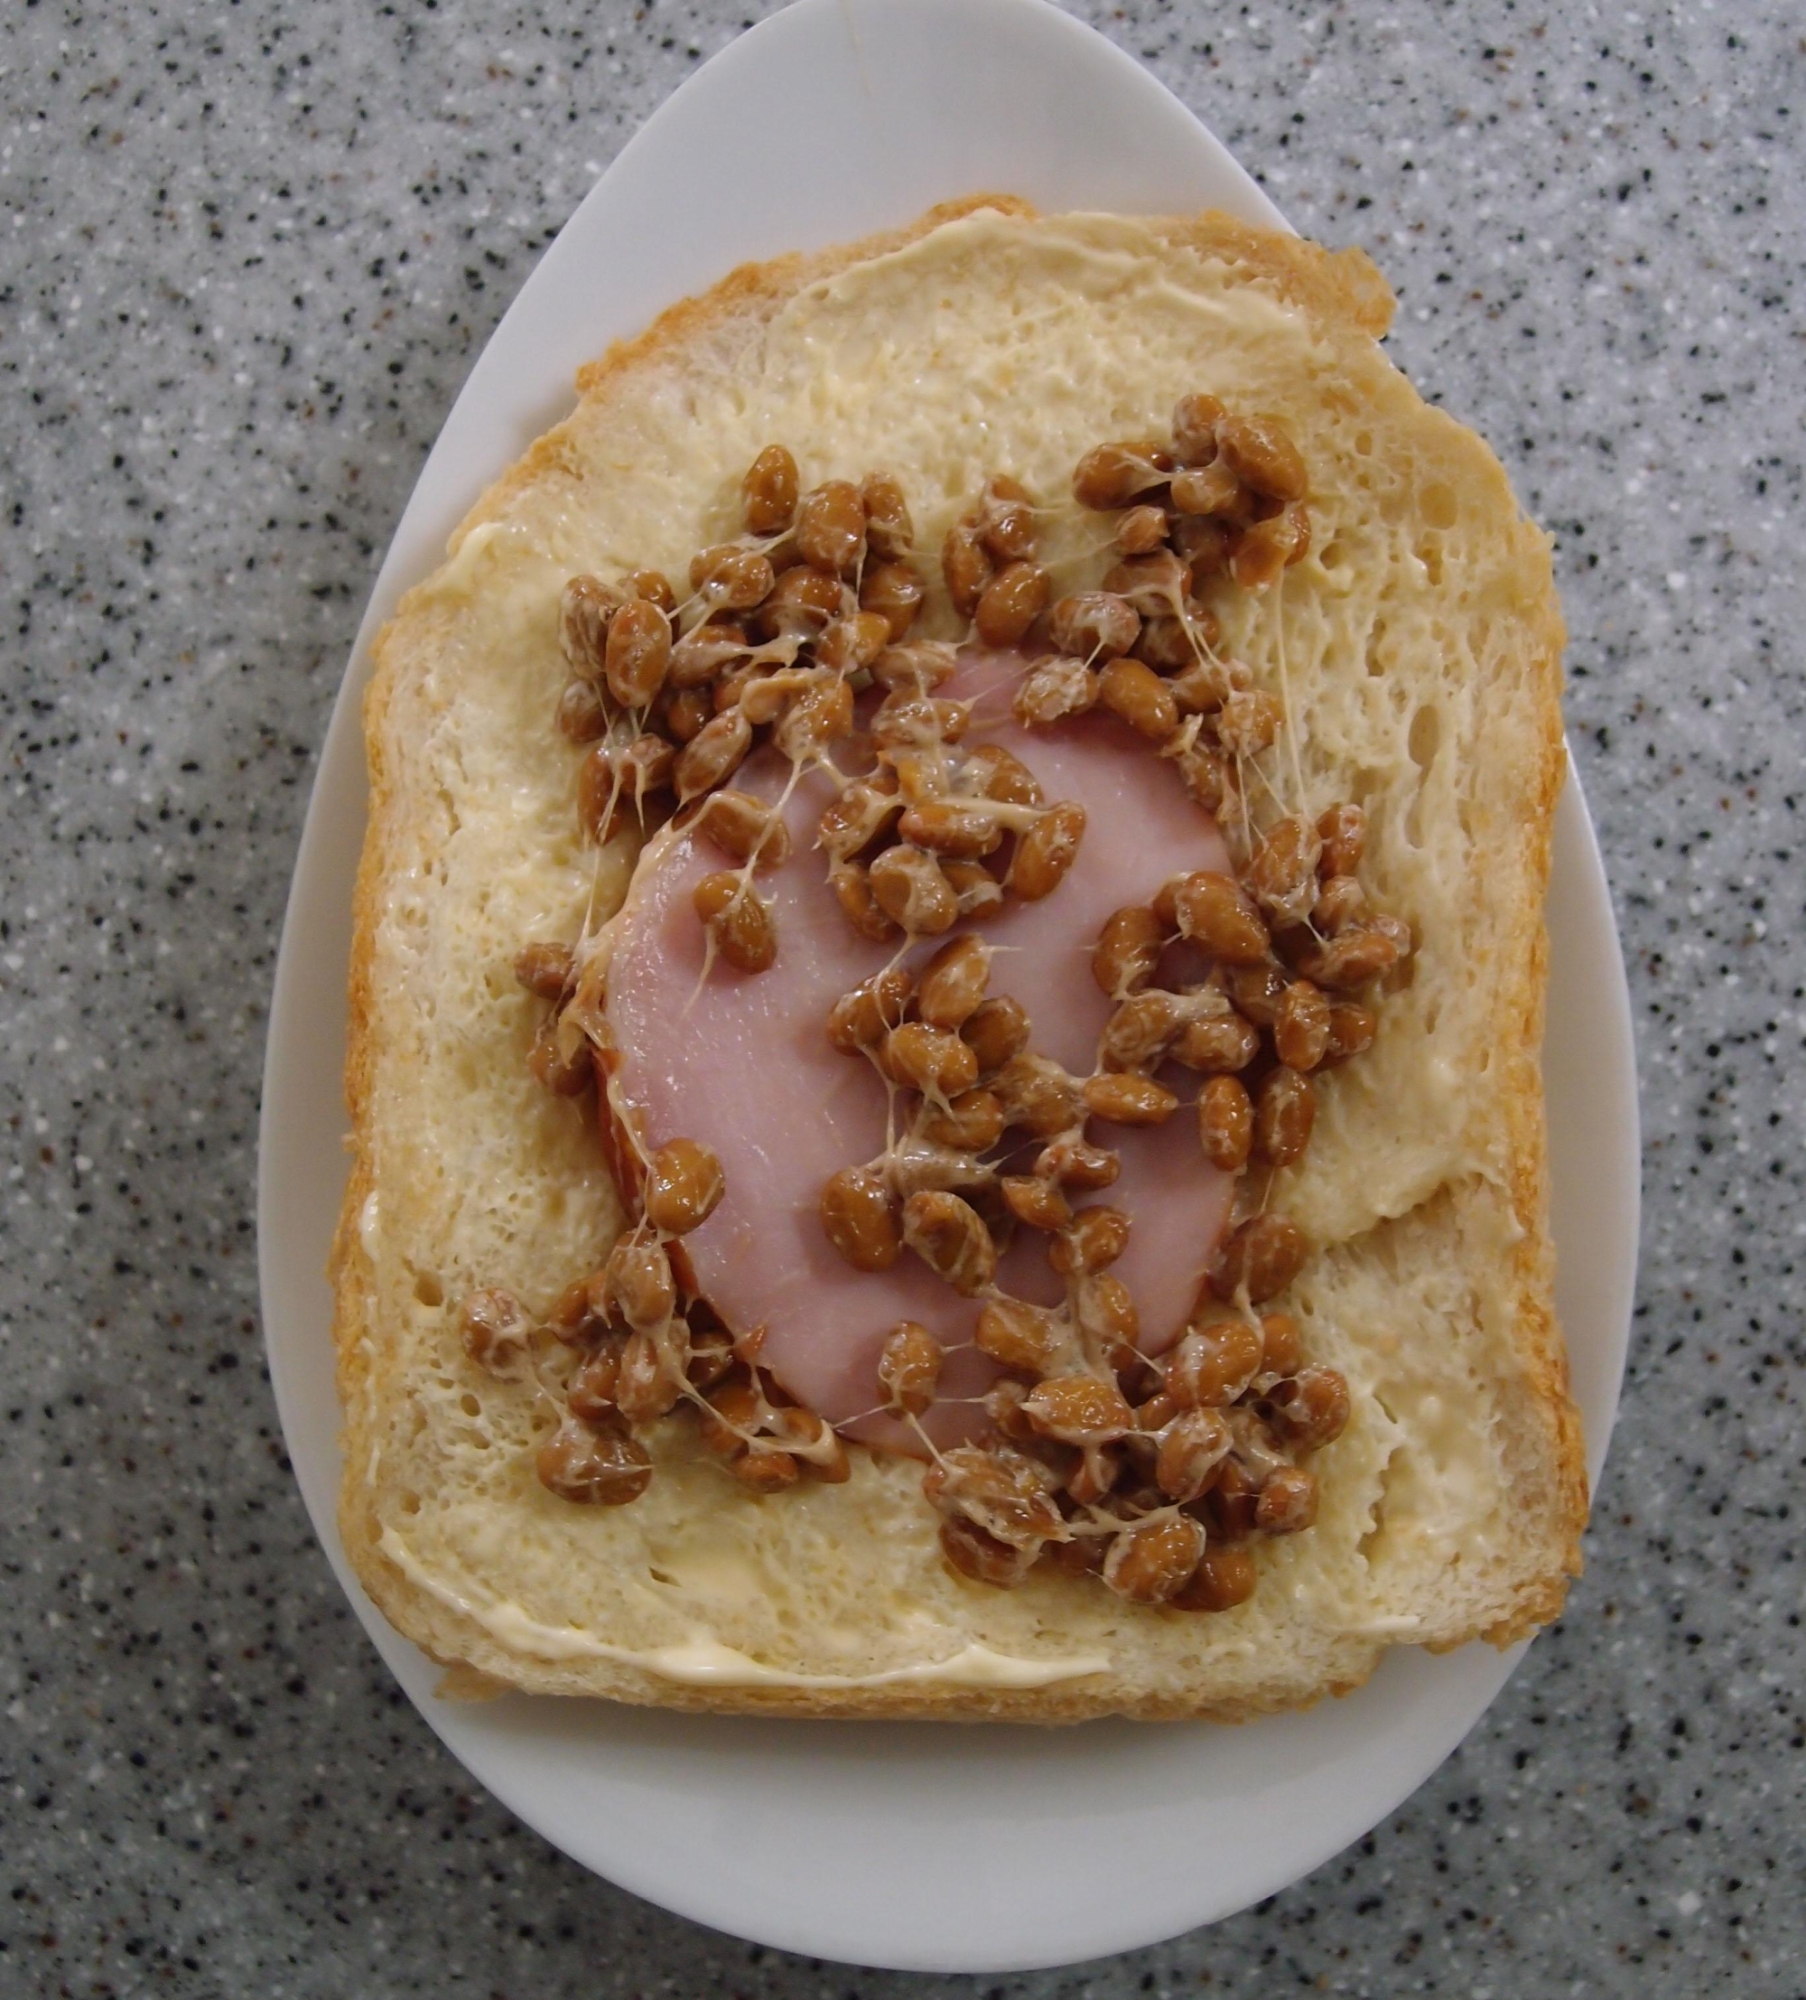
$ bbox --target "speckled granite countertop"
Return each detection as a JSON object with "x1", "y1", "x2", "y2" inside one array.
[{"x1": 2, "y1": 1, "x2": 1801, "y2": 1993}]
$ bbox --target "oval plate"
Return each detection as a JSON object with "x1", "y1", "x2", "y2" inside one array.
[{"x1": 257, "y1": 0, "x2": 1640, "y2": 1972}]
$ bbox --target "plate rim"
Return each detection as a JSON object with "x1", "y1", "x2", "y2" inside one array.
[{"x1": 256, "y1": 0, "x2": 1640, "y2": 1971}]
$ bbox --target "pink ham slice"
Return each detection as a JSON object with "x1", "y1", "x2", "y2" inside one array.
[{"x1": 599, "y1": 650, "x2": 1235, "y2": 1445}]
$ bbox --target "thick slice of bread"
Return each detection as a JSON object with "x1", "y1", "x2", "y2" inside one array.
[{"x1": 332, "y1": 197, "x2": 1584, "y2": 1720}]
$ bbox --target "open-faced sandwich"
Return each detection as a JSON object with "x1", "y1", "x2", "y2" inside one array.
[{"x1": 333, "y1": 196, "x2": 1585, "y2": 1719}]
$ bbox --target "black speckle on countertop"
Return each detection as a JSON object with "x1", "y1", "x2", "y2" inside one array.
[{"x1": 2, "y1": 1, "x2": 1802, "y2": 1993}]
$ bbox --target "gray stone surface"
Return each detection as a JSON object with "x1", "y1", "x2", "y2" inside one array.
[{"x1": 1, "y1": 0, "x2": 1801, "y2": 1992}]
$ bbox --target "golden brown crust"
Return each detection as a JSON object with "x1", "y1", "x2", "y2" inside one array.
[
  {"x1": 333, "y1": 195, "x2": 1584, "y2": 1719},
  {"x1": 330, "y1": 668, "x2": 392, "y2": 1556},
  {"x1": 1142, "y1": 211, "x2": 1397, "y2": 339},
  {"x1": 1483, "y1": 708, "x2": 1589, "y2": 1645}
]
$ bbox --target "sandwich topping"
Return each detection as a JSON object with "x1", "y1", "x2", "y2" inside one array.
[{"x1": 463, "y1": 394, "x2": 1413, "y2": 1614}]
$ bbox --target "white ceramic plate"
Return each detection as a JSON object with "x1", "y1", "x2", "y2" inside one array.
[{"x1": 257, "y1": 0, "x2": 1640, "y2": 1972}]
